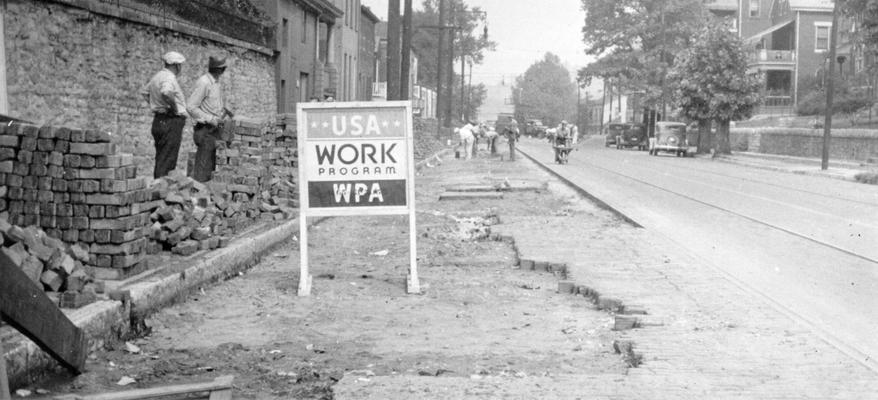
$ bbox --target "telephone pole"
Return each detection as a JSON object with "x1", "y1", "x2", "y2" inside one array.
[
  {"x1": 437, "y1": 0, "x2": 446, "y2": 127},
  {"x1": 821, "y1": 0, "x2": 840, "y2": 170},
  {"x1": 387, "y1": 0, "x2": 401, "y2": 100},
  {"x1": 400, "y1": 0, "x2": 412, "y2": 100}
]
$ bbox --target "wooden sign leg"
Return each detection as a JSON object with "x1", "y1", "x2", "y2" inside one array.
[
  {"x1": 1, "y1": 351, "x2": 11, "y2": 400},
  {"x1": 297, "y1": 216, "x2": 312, "y2": 296},
  {"x1": 406, "y1": 211, "x2": 420, "y2": 294}
]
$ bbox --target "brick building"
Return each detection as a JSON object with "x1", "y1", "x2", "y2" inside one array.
[
  {"x1": 0, "y1": 0, "x2": 278, "y2": 176},
  {"x1": 740, "y1": 0, "x2": 834, "y2": 114}
]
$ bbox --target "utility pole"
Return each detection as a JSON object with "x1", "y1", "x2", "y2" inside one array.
[
  {"x1": 437, "y1": 0, "x2": 446, "y2": 128},
  {"x1": 822, "y1": 0, "x2": 840, "y2": 170},
  {"x1": 400, "y1": 0, "x2": 412, "y2": 100},
  {"x1": 445, "y1": 3, "x2": 455, "y2": 127},
  {"x1": 460, "y1": 54, "x2": 466, "y2": 121},
  {"x1": 387, "y1": 0, "x2": 401, "y2": 100},
  {"x1": 659, "y1": 4, "x2": 667, "y2": 121},
  {"x1": 467, "y1": 58, "x2": 473, "y2": 120},
  {"x1": 577, "y1": 79, "x2": 582, "y2": 132}
]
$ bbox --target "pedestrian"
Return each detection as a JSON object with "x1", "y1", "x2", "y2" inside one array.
[
  {"x1": 458, "y1": 121, "x2": 476, "y2": 160},
  {"x1": 187, "y1": 55, "x2": 232, "y2": 182},
  {"x1": 484, "y1": 124, "x2": 499, "y2": 155},
  {"x1": 503, "y1": 119, "x2": 520, "y2": 161},
  {"x1": 141, "y1": 51, "x2": 190, "y2": 179},
  {"x1": 572, "y1": 124, "x2": 579, "y2": 145}
]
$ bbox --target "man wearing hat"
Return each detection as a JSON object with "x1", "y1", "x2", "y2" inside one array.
[
  {"x1": 141, "y1": 51, "x2": 189, "y2": 178},
  {"x1": 187, "y1": 55, "x2": 232, "y2": 182},
  {"x1": 503, "y1": 119, "x2": 520, "y2": 161}
]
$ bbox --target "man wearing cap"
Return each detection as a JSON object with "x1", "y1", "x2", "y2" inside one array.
[
  {"x1": 141, "y1": 51, "x2": 189, "y2": 178},
  {"x1": 187, "y1": 55, "x2": 232, "y2": 182}
]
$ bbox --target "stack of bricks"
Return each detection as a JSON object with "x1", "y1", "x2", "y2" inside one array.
[
  {"x1": 208, "y1": 118, "x2": 271, "y2": 225},
  {"x1": 0, "y1": 122, "x2": 153, "y2": 281},
  {"x1": 146, "y1": 173, "x2": 231, "y2": 256},
  {"x1": 0, "y1": 218, "x2": 99, "y2": 308},
  {"x1": 267, "y1": 114, "x2": 298, "y2": 208}
]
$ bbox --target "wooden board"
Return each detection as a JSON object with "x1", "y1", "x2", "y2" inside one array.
[
  {"x1": 443, "y1": 184, "x2": 498, "y2": 192},
  {"x1": 1, "y1": 349, "x2": 10, "y2": 400},
  {"x1": 54, "y1": 375, "x2": 234, "y2": 400},
  {"x1": 438, "y1": 192, "x2": 504, "y2": 201},
  {"x1": 0, "y1": 251, "x2": 87, "y2": 374}
]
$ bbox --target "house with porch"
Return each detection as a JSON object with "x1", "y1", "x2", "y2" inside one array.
[{"x1": 739, "y1": 0, "x2": 834, "y2": 114}]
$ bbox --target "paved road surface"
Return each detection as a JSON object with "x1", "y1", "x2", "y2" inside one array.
[{"x1": 517, "y1": 137, "x2": 878, "y2": 371}]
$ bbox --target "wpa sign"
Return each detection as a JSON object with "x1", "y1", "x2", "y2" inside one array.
[
  {"x1": 300, "y1": 103, "x2": 412, "y2": 212},
  {"x1": 296, "y1": 101, "x2": 419, "y2": 296}
]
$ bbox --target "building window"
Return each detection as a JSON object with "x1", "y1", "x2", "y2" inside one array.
[
  {"x1": 302, "y1": 11, "x2": 308, "y2": 43},
  {"x1": 749, "y1": 0, "x2": 759, "y2": 17},
  {"x1": 282, "y1": 18, "x2": 289, "y2": 48},
  {"x1": 815, "y1": 24, "x2": 831, "y2": 52}
]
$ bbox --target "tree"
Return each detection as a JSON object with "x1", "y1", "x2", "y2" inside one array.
[
  {"x1": 670, "y1": 25, "x2": 760, "y2": 154},
  {"x1": 513, "y1": 53, "x2": 577, "y2": 127},
  {"x1": 411, "y1": 0, "x2": 495, "y2": 103},
  {"x1": 580, "y1": 0, "x2": 708, "y2": 111},
  {"x1": 844, "y1": 0, "x2": 878, "y2": 47}
]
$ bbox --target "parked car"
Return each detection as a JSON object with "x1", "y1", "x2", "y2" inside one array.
[
  {"x1": 525, "y1": 119, "x2": 547, "y2": 138},
  {"x1": 615, "y1": 123, "x2": 647, "y2": 150},
  {"x1": 604, "y1": 123, "x2": 627, "y2": 147},
  {"x1": 649, "y1": 121, "x2": 690, "y2": 157},
  {"x1": 495, "y1": 113, "x2": 516, "y2": 134}
]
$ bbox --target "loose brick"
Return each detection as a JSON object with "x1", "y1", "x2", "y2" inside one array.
[
  {"x1": 69, "y1": 142, "x2": 115, "y2": 155},
  {"x1": 40, "y1": 269, "x2": 64, "y2": 292},
  {"x1": 171, "y1": 240, "x2": 199, "y2": 256},
  {"x1": 79, "y1": 155, "x2": 96, "y2": 168},
  {"x1": 77, "y1": 168, "x2": 115, "y2": 180},
  {"x1": 2, "y1": 242, "x2": 28, "y2": 265},
  {"x1": 20, "y1": 255, "x2": 43, "y2": 285}
]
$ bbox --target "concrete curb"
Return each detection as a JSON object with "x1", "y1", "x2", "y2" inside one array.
[
  {"x1": 3, "y1": 218, "x2": 299, "y2": 387},
  {"x1": 515, "y1": 147, "x2": 643, "y2": 228}
]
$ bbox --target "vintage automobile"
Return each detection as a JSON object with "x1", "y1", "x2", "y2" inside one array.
[
  {"x1": 649, "y1": 121, "x2": 690, "y2": 157},
  {"x1": 603, "y1": 123, "x2": 627, "y2": 147},
  {"x1": 525, "y1": 119, "x2": 547, "y2": 138},
  {"x1": 615, "y1": 123, "x2": 648, "y2": 150}
]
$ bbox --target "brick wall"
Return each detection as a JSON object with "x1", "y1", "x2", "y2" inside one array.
[
  {"x1": 4, "y1": 0, "x2": 277, "y2": 177},
  {"x1": 731, "y1": 127, "x2": 878, "y2": 161}
]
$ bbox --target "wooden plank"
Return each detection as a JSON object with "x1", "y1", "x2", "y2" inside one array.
[
  {"x1": 54, "y1": 376, "x2": 234, "y2": 400},
  {"x1": 444, "y1": 184, "x2": 498, "y2": 192},
  {"x1": 438, "y1": 191, "x2": 504, "y2": 201},
  {"x1": 0, "y1": 252, "x2": 87, "y2": 374},
  {"x1": 1, "y1": 350, "x2": 10, "y2": 400}
]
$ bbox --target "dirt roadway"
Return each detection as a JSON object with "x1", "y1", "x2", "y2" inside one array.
[{"x1": 25, "y1": 147, "x2": 632, "y2": 399}]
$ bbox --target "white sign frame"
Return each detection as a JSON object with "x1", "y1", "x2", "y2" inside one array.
[{"x1": 296, "y1": 101, "x2": 419, "y2": 296}]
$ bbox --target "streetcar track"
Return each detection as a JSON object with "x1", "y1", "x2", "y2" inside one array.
[
  {"x1": 600, "y1": 147, "x2": 878, "y2": 207},
  {"x1": 517, "y1": 144, "x2": 878, "y2": 375},
  {"x1": 564, "y1": 147, "x2": 878, "y2": 265}
]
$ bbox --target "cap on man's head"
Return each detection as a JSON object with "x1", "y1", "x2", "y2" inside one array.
[
  {"x1": 509, "y1": 119, "x2": 518, "y2": 124},
  {"x1": 208, "y1": 56, "x2": 227, "y2": 70},
  {"x1": 162, "y1": 51, "x2": 186, "y2": 65}
]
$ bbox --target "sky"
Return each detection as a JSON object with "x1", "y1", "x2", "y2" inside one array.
[{"x1": 360, "y1": 0, "x2": 593, "y2": 89}]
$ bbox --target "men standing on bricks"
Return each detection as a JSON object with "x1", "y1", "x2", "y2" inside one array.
[
  {"x1": 188, "y1": 55, "x2": 233, "y2": 182},
  {"x1": 141, "y1": 51, "x2": 189, "y2": 178}
]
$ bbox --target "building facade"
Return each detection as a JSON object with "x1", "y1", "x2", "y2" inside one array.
[
  {"x1": 741, "y1": 0, "x2": 834, "y2": 114},
  {"x1": 259, "y1": 0, "x2": 342, "y2": 112},
  {"x1": 358, "y1": 5, "x2": 379, "y2": 101}
]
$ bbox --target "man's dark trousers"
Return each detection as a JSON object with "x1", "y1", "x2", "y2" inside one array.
[
  {"x1": 191, "y1": 123, "x2": 220, "y2": 182},
  {"x1": 151, "y1": 113, "x2": 185, "y2": 178}
]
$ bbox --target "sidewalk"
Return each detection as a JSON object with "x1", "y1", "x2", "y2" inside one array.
[{"x1": 714, "y1": 151, "x2": 878, "y2": 182}]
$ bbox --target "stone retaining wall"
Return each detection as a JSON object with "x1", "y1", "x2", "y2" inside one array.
[
  {"x1": 730, "y1": 127, "x2": 878, "y2": 161},
  {"x1": 4, "y1": 0, "x2": 277, "y2": 177}
]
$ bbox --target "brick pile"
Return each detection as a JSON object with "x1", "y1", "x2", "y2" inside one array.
[
  {"x1": 268, "y1": 114, "x2": 298, "y2": 208},
  {"x1": 0, "y1": 220, "x2": 99, "y2": 308},
  {"x1": 0, "y1": 123, "x2": 152, "y2": 281},
  {"x1": 146, "y1": 173, "x2": 232, "y2": 256}
]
